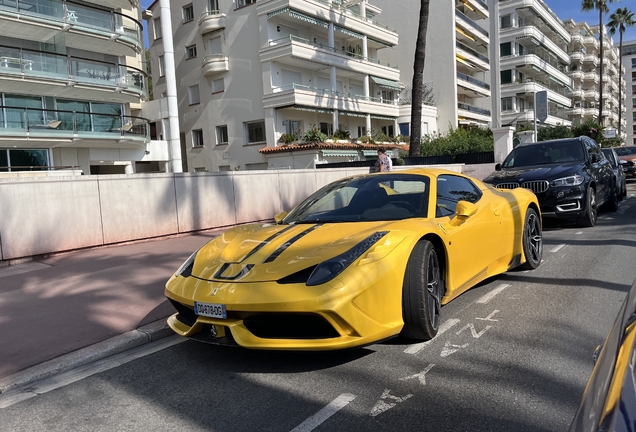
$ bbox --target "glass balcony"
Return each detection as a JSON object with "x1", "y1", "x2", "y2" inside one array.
[
  {"x1": 0, "y1": 105, "x2": 150, "y2": 142},
  {"x1": 0, "y1": 0, "x2": 142, "y2": 54},
  {"x1": 458, "y1": 102, "x2": 491, "y2": 116},
  {"x1": 0, "y1": 45, "x2": 147, "y2": 99}
]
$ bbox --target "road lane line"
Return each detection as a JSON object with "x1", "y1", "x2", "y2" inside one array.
[
  {"x1": 476, "y1": 284, "x2": 510, "y2": 304},
  {"x1": 549, "y1": 244, "x2": 566, "y2": 253},
  {"x1": 404, "y1": 319, "x2": 460, "y2": 355},
  {"x1": 290, "y1": 394, "x2": 356, "y2": 432},
  {"x1": 575, "y1": 231, "x2": 583, "y2": 235}
]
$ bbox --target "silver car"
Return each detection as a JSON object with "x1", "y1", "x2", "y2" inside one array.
[{"x1": 602, "y1": 148, "x2": 627, "y2": 201}]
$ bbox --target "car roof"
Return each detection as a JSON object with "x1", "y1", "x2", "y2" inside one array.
[{"x1": 516, "y1": 137, "x2": 586, "y2": 147}]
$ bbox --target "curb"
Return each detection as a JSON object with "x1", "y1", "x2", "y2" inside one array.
[{"x1": 0, "y1": 320, "x2": 173, "y2": 395}]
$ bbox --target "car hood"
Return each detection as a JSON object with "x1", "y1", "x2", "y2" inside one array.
[
  {"x1": 485, "y1": 162, "x2": 584, "y2": 182},
  {"x1": 190, "y1": 221, "x2": 412, "y2": 283}
]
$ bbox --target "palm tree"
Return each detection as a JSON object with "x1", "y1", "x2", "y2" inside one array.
[
  {"x1": 607, "y1": 7, "x2": 635, "y2": 137},
  {"x1": 581, "y1": 0, "x2": 617, "y2": 126},
  {"x1": 409, "y1": 0, "x2": 430, "y2": 157}
]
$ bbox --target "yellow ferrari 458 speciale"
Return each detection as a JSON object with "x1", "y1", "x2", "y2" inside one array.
[{"x1": 165, "y1": 168, "x2": 542, "y2": 350}]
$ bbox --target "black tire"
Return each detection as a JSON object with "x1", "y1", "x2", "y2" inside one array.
[
  {"x1": 401, "y1": 240, "x2": 445, "y2": 341},
  {"x1": 520, "y1": 208, "x2": 542, "y2": 270},
  {"x1": 602, "y1": 182, "x2": 619, "y2": 212},
  {"x1": 577, "y1": 186, "x2": 597, "y2": 227}
]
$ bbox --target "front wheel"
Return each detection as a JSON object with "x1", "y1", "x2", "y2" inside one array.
[
  {"x1": 401, "y1": 240, "x2": 445, "y2": 341},
  {"x1": 577, "y1": 186, "x2": 597, "y2": 227},
  {"x1": 520, "y1": 208, "x2": 542, "y2": 270}
]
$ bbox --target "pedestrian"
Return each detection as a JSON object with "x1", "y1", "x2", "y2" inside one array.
[{"x1": 376, "y1": 148, "x2": 392, "y2": 172}]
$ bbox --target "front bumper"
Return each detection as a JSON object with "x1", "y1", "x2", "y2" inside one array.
[{"x1": 535, "y1": 184, "x2": 587, "y2": 220}]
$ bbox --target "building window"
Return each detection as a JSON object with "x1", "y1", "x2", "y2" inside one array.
[
  {"x1": 632, "y1": 58, "x2": 636, "y2": 68},
  {"x1": 186, "y1": 44, "x2": 197, "y2": 59},
  {"x1": 381, "y1": 90, "x2": 394, "y2": 104},
  {"x1": 502, "y1": 97, "x2": 513, "y2": 111},
  {"x1": 212, "y1": 78, "x2": 224, "y2": 93},
  {"x1": 320, "y1": 122, "x2": 332, "y2": 136},
  {"x1": 236, "y1": 0, "x2": 256, "y2": 8},
  {"x1": 500, "y1": 42, "x2": 512, "y2": 57},
  {"x1": 216, "y1": 125, "x2": 228, "y2": 144},
  {"x1": 358, "y1": 126, "x2": 366, "y2": 137},
  {"x1": 500, "y1": 14, "x2": 511, "y2": 29},
  {"x1": 0, "y1": 148, "x2": 49, "y2": 172},
  {"x1": 153, "y1": 18, "x2": 162, "y2": 39},
  {"x1": 245, "y1": 120, "x2": 265, "y2": 143},
  {"x1": 381, "y1": 125, "x2": 395, "y2": 137},
  {"x1": 158, "y1": 55, "x2": 165, "y2": 77},
  {"x1": 192, "y1": 129, "x2": 204, "y2": 147},
  {"x1": 399, "y1": 123, "x2": 409, "y2": 136},
  {"x1": 182, "y1": 4, "x2": 194, "y2": 23},
  {"x1": 633, "y1": 98, "x2": 636, "y2": 109},
  {"x1": 188, "y1": 85, "x2": 200, "y2": 105},
  {"x1": 500, "y1": 69, "x2": 512, "y2": 84},
  {"x1": 208, "y1": 0, "x2": 219, "y2": 12}
]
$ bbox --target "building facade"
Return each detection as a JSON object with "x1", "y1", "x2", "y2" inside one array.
[
  {"x1": 0, "y1": 0, "x2": 166, "y2": 175},
  {"x1": 145, "y1": 0, "x2": 432, "y2": 172},
  {"x1": 497, "y1": 0, "x2": 572, "y2": 128},
  {"x1": 621, "y1": 39, "x2": 635, "y2": 145}
]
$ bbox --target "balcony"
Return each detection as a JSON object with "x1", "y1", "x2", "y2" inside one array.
[
  {"x1": 501, "y1": 54, "x2": 570, "y2": 88},
  {"x1": 456, "y1": 0, "x2": 489, "y2": 20},
  {"x1": 81, "y1": 0, "x2": 131, "y2": 10},
  {"x1": 0, "y1": 1, "x2": 142, "y2": 57},
  {"x1": 499, "y1": 0, "x2": 570, "y2": 43},
  {"x1": 583, "y1": 54, "x2": 598, "y2": 66},
  {"x1": 201, "y1": 54, "x2": 229, "y2": 76},
  {"x1": 455, "y1": 41, "x2": 489, "y2": 71},
  {"x1": 502, "y1": 79, "x2": 571, "y2": 107},
  {"x1": 582, "y1": 35, "x2": 599, "y2": 50},
  {"x1": 263, "y1": 83, "x2": 399, "y2": 118},
  {"x1": 198, "y1": 10, "x2": 226, "y2": 35},
  {"x1": 259, "y1": 0, "x2": 398, "y2": 47},
  {"x1": 457, "y1": 101, "x2": 491, "y2": 122},
  {"x1": 501, "y1": 109, "x2": 572, "y2": 126},
  {"x1": 0, "y1": 45, "x2": 147, "y2": 103},
  {"x1": 456, "y1": 72, "x2": 490, "y2": 97},
  {"x1": 500, "y1": 25, "x2": 569, "y2": 63},
  {"x1": 0, "y1": 106, "x2": 149, "y2": 148},
  {"x1": 584, "y1": 89, "x2": 599, "y2": 100},
  {"x1": 455, "y1": 10, "x2": 489, "y2": 45},
  {"x1": 570, "y1": 52, "x2": 584, "y2": 63},
  {"x1": 582, "y1": 71, "x2": 599, "y2": 83},
  {"x1": 261, "y1": 35, "x2": 400, "y2": 81}
]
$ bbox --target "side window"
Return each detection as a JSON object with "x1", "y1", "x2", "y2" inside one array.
[
  {"x1": 584, "y1": 138, "x2": 601, "y2": 161},
  {"x1": 436, "y1": 175, "x2": 482, "y2": 217}
]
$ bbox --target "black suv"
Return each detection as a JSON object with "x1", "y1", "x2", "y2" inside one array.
[{"x1": 483, "y1": 137, "x2": 617, "y2": 227}]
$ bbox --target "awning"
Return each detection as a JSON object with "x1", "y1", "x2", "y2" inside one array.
[
  {"x1": 362, "y1": 150, "x2": 380, "y2": 156},
  {"x1": 340, "y1": 111, "x2": 368, "y2": 118},
  {"x1": 322, "y1": 150, "x2": 360, "y2": 157},
  {"x1": 267, "y1": 7, "x2": 289, "y2": 19},
  {"x1": 289, "y1": 10, "x2": 329, "y2": 28},
  {"x1": 334, "y1": 25, "x2": 364, "y2": 39},
  {"x1": 370, "y1": 114, "x2": 396, "y2": 121},
  {"x1": 370, "y1": 76, "x2": 402, "y2": 91},
  {"x1": 368, "y1": 36, "x2": 394, "y2": 48},
  {"x1": 281, "y1": 105, "x2": 333, "y2": 115}
]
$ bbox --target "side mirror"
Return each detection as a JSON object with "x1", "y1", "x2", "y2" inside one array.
[
  {"x1": 274, "y1": 211, "x2": 288, "y2": 224},
  {"x1": 455, "y1": 201, "x2": 478, "y2": 220},
  {"x1": 495, "y1": 163, "x2": 502, "y2": 171}
]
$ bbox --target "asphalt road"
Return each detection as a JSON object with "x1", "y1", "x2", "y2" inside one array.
[{"x1": 2, "y1": 180, "x2": 636, "y2": 432}]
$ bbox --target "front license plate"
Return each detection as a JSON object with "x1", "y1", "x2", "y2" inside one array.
[{"x1": 194, "y1": 302, "x2": 227, "y2": 319}]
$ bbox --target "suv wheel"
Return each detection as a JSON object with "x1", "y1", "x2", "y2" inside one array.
[{"x1": 577, "y1": 186, "x2": 597, "y2": 227}]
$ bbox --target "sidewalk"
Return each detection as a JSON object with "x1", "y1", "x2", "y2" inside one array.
[{"x1": 0, "y1": 228, "x2": 228, "y2": 393}]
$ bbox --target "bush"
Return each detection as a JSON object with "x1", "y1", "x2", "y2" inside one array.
[
  {"x1": 332, "y1": 129, "x2": 350, "y2": 140},
  {"x1": 278, "y1": 133, "x2": 296, "y2": 144},
  {"x1": 302, "y1": 125, "x2": 327, "y2": 143},
  {"x1": 571, "y1": 119, "x2": 604, "y2": 143},
  {"x1": 420, "y1": 126, "x2": 493, "y2": 156},
  {"x1": 358, "y1": 135, "x2": 375, "y2": 144},
  {"x1": 538, "y1": 124, "x2": 573, "y2": 141}
]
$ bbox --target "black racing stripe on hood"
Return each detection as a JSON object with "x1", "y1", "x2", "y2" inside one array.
[
  {"x1": 240, "y1": 224, "x2": 295, "y2": 263},
  {"x1": 263, "y1": 224, "x2": 322, "y2": 264}
]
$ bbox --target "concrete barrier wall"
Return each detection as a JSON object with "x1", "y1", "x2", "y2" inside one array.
[{"x1": 0, "y1": 164, "x2": 486, "y2": 262}]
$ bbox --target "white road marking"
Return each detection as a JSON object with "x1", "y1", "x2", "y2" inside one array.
[
  {"x1": 456, "y1": 323, "x2": 491, "y2": 339},
  {"x1": 0, "y1": 336, "x2": 184, "y2": 409},
  {"x1": 370, "y1": 389, "x2": 413, "y2": 417},
  {"x1": 404, "y1": 319, "x2": 460, "y2": 354},
  {"x1": 291, "y1": 393, "x2": 356, "y2": 432},
  {"x1": 440, "y1": 341, "x2": 470, "y2": 358},
  {"x1": 476, "y1": 284, "x2": 510, "y2": 304},
  {"x1": 399, "y1": 364, "x2": 435, "y2": 386},
  {"x1": 575, "y1": 231, "x2": 583, "y2": 235},
  {"x1": 476, "y1": 310, "x2": 500, "y2": 322},
  {"x1": 549, "y1": 244, "x2": 566, "y2": 253}
]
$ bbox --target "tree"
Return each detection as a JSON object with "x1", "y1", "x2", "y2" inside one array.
[
  {"x1": 145, "y1": 50, "x2": 154, "y2": 101},
  {"x1": 581, "y1": 0, "x2": 617, "y2": 125},
  {"x1": 607, "y1": 7, "x2": 635, "y2": 137},
  {"x1": 409, "y1": 0, "x2": 430, "y2": 157}
]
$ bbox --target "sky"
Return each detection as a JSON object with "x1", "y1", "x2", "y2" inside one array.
[{"x1": 138, "y1": 0, "x2": 636, "y2": 45}]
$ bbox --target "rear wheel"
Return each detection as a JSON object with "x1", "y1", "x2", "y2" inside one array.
[
  {"x1": 401, "y1": 240, "x2": 444, "y2": 341},
  {"x1": 577, "y1": 186, "x2": 597, "y2": 227},
  {"x1": 520, "y1": 208, "x2": 542, "y2": 270}
]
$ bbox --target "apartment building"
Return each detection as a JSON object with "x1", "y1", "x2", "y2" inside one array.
[
  {"x1": 146, "y1": 0, "x2": 425, "y2": 172},
  {"x1": 624, "y1": 40, "x2": 636, "y2": 145},
  {"x1": 0, "y1": 0, "x2": 165, "y2": 175},
  {"x1": 497, "y1": 0, "x2": 572, "y2": 128},
  {"x1": 565, "y1": 20, "x2": 625, "y2": 136},
  {"x1": 373, "y1": 0, "x2": 491, "y2": 132}
]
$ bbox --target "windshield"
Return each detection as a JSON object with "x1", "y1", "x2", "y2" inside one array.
[
  {"x1": 283, "y1": 174, "x2": 430, "y2": 223},
  {"x1": 602, "y1": 150, "x2": 617, "y2": 168},
  {"x1": 613, "y1": 147, "x2": 636, "y2": 157},
  {"x1": 502, "y1": 141, "x2": 585, "y2": 168}
]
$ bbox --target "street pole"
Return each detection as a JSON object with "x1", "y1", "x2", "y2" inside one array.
[{"x1": 533, "y1": 91, "x2": 537, "y2": 143}]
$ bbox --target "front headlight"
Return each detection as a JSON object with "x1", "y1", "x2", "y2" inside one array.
[
  {"x1": 306, "y1": 232, "x2": 388, "y2": 286},
  {"x1": 175, "y1": 249, "x2": 199, "y2": 278},
  {"x1": 550, "y1": 174, "x2": 584, "y2": 187}
]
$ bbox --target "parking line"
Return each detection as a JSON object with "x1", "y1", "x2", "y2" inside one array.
[
  {"x1": 404, "y1": 319, "x2": 461, "y2": 355},
  {"x1": 575, "y1": 231, "x2": 583, "y2": 235},
  {"x1": 550, "y1": 244, "x2": 566, "y2": 253},
  {"x1": 476, "y1": 284, "x2": 510, "y2": 304},
  {"x1": 290, "y1": 394, "x2": 356, "y2": 432}
]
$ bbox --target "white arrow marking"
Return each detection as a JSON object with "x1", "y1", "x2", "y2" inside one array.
[
  {"x1": 399, "y1": 364, "x2": 435, "y2": 386},
  {"x1": 404, "y1": 319, "x2": 460, "y2": 355},
  {"x1": 476, "y1": 284, "x2": 510, "y2": 304},
  {"x1": 290, "y1": 393, "x2": 356, "y2": 432},
  {"x1": 370, "y1": 389, "x2": 413, "y2": 417},
  {"x1": 475, "y1": 310, "x2": 500, "y2": 322},
  {"x1": 440, "y1": 341, "x2": 470, "y2": 358},
  {"x1": 457, "y1": 323, "x2": 491, "y2": 339},
  {"x1": 550, "y1": 244, "x2": 566, "y2": 253}
]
